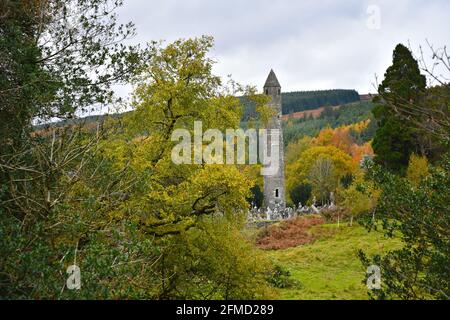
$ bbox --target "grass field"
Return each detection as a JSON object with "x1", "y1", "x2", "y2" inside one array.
[{"x1": 266, "y1": 223, "x2": 402, "y2": 300}]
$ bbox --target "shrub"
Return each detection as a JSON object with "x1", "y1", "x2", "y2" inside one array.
[
  {"x1": 359, "y1": 153, "x2": 450, "y2": 299},
  {"x1": 256, "y1": 216, "x2": 324, "y2": 250},
  {"x1": 267, "y1": 264, "x2": 301, "y2": 289},
  {"x1": 289, "y1": 183, "x2": 312, "y2": 207}
]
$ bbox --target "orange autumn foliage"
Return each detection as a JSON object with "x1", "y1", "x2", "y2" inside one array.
[
  {"x1": 256, "y1": 216, "x2": 326, "y2": 250},
  {"x1": 312, "y1": 121, "x2": 373, "y2": 162}
]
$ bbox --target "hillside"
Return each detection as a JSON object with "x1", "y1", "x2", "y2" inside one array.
[
  {"x1": 282, "y1": 89, "x2": 360, "y2": 114},
  {"x1": 281, "y1": 105, "x2": 341, "y2": 121},
  {"x1": 241, "y1": 89, "x2": 360, "y2": 121},
  {"x1": 265, "y1": 223, "x2": 402, "y2": 300},
  {"x1": 36, "y1": 89, "x2": 363, "y2": 130},
  {"x1": 283, "y1": 101, "x2": 376, "y2": 146}
]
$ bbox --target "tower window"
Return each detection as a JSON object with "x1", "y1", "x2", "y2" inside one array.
[
  {"x1": 265, "y1": 89, "x2": 269, "y2": 95},
  {"x1": 277, "y1": 89, "x2": 280, "y2": 95},
  {"x1": 275, "y1": 188, "x2": 279, "y2": 198}
]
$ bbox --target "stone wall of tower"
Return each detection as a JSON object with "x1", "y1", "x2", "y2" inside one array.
[{"x1": 263, "y1": 71, "x2": 286, "y2": 210}]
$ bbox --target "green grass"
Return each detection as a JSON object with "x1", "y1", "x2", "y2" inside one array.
[{"x1": 266, "y1": 223, "x2": 402, "y2": 300}]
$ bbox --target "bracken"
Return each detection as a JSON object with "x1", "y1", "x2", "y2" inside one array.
[{"x1": 256, "y1": 216, "x2": 326, "y2": 250}]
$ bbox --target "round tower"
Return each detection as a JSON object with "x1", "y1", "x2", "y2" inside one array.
[{"x1": 263, "y1": 69, "x2": 286, "y2": 209}]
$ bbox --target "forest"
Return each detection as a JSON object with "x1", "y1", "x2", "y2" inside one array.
[
  {"x1": 241, "y1": 89, "x2": 360, "y2": 121},
  {"x1": 0, "y1": 0, "x2": 449, "y2": 301},
  {"x1": 282, "y1": 89, "x2": 360, "y2": 114},
  {"x1": 282, "y1": 101, "x2": 376, "y2": 146}
]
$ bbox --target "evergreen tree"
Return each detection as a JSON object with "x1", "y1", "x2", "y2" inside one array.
[
  {"x1": 0, "y1": 1, "x2": 55, "y2": 150},
  {"x1": 289, "y1": 183, "x2": 312, "y2": 207},
  {"x1": 372, "y1": 44, "x2": 426, "y2": 174},
  {"x1": 248, "y1": 185, "x2": 264, "y2": 208}
]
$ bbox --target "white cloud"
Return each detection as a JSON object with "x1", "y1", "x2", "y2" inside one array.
[{"x1": 116, "y1": 0, "x2": 450, "y2": 94}]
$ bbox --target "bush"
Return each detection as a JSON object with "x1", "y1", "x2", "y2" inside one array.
[
  {"x1": 256, "y1": 216, "x2": 324, "y2": 250},
  {"x1": 159, "y1": 215, "x2": 276, "y2": 299},
  {"x1": 289, "y1": 183, "x2": 312, "y2": 207},
  {"x1": 406, "y1": 153, "x2": 429, "y2": 186},
  {"x1": 359, "y1": 153, "x2": 450, "y2": 300},
  {"x1": 267, "y1": 264, "x2": 301, "y2": 289},
  {"x1": 320, "y1": 207, "x2": 348, "y2": 223}
]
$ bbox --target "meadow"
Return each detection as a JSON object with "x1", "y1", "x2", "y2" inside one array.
[{"x1": 260, "y1": 222, "x2": 402, "y2": 300}]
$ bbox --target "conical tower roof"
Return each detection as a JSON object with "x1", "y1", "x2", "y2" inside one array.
[{"x1": 264, "y1": 69, "x2": 281, "y2": 88}]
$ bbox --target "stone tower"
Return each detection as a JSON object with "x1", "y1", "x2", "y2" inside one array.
[{"x1": 263, "y1": 69, "x2": 286, "y2": 209}]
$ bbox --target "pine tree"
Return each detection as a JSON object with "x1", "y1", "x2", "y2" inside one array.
[{"x1": 372, "y1": 44, "x2": 426, "y2": 174}]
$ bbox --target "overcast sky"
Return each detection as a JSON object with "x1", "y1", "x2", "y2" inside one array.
[{"x1": 116, "y1": 0, "x2": 449, "y2": 96}]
